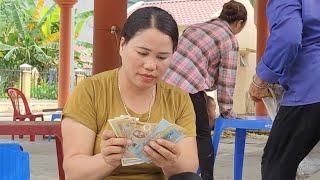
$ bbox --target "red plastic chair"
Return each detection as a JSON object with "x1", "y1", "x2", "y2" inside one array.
[{"x1": 6, "y1": 87, "x2": 44, "y2": 141}]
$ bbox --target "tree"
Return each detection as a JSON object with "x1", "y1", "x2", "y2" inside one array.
[{"x1": 0, "y1": 0, "x2": 93, "y2": 71}]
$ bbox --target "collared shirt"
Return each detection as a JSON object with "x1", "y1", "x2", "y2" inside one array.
[
  {"x1": 257, "y1": 0, "x2": 320, "y2": 105},
  {"x1": 164, "y1": 19, "x2": 239, "y2": 118}
]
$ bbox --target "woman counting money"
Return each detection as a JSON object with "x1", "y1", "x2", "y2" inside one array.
[{"x1": 61, "y1": 7, "x2": 200, "y2": 180}]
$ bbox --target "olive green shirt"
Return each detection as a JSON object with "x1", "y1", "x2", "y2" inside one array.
[{"x1": 63, "y1": 68, "x2": 196, "y2": 180}]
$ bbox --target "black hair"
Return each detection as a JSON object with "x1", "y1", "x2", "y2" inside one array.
[
  {"x1": 218, "y1": 0, "x2": 247, "y2": 24},
  {"x1": 121, "y1": 7, "x2": 179, "y2": 51}
]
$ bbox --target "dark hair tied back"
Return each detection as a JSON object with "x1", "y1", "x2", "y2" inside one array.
[
  {"x1": 121, "y1": 7, "x2": 179, "y2": 51},
  {"x1": 219, "y1": 0, "x2": 247, "y2": 24}
]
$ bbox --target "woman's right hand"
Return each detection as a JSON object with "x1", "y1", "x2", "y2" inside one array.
[{"x1": 100, "y1": 130, "x2": 132, "y2": 168}]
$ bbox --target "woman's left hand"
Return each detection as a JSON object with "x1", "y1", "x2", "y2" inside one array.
[
  {"x1": 249, "y1": 75, "x2": 271, "y2": 102},
  {"x1": 143, "y1": 139, "x2": 181, "y2": 168}
]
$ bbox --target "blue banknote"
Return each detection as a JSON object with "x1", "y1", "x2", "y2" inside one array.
[{"x1": 127, "y1": 119, "x2": 185, "y2": 163}]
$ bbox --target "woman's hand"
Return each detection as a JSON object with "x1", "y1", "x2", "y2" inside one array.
[
  {"x1": 249, "y1": 75, "x2": 271, "y2": 102},
  {"x1": 143, "y1": 139, "x2": 181, "y2": 168},
  {"x1": 100, "y1": 130, "x2": 132, "y2": 168}
]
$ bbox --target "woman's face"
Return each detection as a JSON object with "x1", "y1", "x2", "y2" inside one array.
[{"x1": 119, "y1": 28, "x2": 173, "y2": 89}]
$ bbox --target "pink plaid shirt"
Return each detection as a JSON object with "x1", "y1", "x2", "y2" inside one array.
[{"x1": 164, "y1": 19, "x2": 239, "y2": 118}]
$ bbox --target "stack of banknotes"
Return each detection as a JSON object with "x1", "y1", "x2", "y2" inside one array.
[{"x1": 108, "y1": 115, "x2": 185, "y2": 166}]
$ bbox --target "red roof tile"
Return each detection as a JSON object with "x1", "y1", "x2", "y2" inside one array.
[{"x1": 128, "y1": 0, "x2": 230, "y2": 26}]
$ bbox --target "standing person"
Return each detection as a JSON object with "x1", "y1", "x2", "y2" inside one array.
[
  {"x1": 249, "y1": 0, "x2": 320, "y2": 179},
  {"x1": 164, "y1": 1, "x2": 247, "y2": 179},
  {"x1": 61, "y1": 7, "x2": 200, "y2": 180}
]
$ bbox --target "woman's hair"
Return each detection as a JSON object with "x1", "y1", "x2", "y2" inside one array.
[
  {"x1": 218, "y1": 0, "x2": 247, "y2": 24},
  {"x1": 121, "y1": 7, "x2": 179, "y2": 51}
]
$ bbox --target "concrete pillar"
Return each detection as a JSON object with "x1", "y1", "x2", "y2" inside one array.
[
  {"x1": 20, "y1": 64, "x2": 32, "y2": 100},
  {"x1": 75, "y1": 68, "x2": 85, "y2": 85},
  {"x1": 93, "y1": 0, "x2": 127, "y2": 75},
  {"x1": 54, "y1": 0, "x2": 77, "y2": 108},
  {"x1": 256, "y1": 0, "x2": 268, "y2": 116}
]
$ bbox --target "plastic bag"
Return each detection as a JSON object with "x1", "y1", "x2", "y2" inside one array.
[
  {"x1": 262, "y1": 97, "x2": 278, "y2": 121},
  {"x1": 296, "y1": 142, "x2": 320, "y2": 179},
  {"x1": 262, "y1": 84, "x2": 284, "y2": 121}
]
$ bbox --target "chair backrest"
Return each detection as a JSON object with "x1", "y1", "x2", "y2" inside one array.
[
  {"x1": 0, "y1": 143, "x2": 23, "y2": 151},
  {"x1": 0, "y1": 143, "x2": 30, "y2": 180},
  {"x1": 6, "y1": 87, "x2": 32, "y2": 116}
]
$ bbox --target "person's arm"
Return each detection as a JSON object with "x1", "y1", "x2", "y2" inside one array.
[
  {"x1": 62, "y1": 78, "x2": 114, "y2": 179},
  {"x1": 62, "y1": 118, "x2": 116, "y2": 179},
  {"x1": 61, "y1": 77, "x2": 133, "y2": 179},
  {"x1": 217, "y1": 41, "x2": 238, "y2": 118},
  {"x1": 256, "y1": 0, "x2": 302, "y2": 83},
  {"x1": 62, "y1": 118, "x2": 131, "y2": 179}
]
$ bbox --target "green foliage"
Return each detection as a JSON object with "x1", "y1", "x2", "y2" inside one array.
[
  {"x1": 39, "y1": 5, "x2": 60, "y2": 38},
  {"x1": 0, "y1": 0, "x2": 59, "y2": 71},
  {"x1": 74, "y1": 10, "x2": 93, "y2": 38},
  {"x1": 0, "y1": 0, "x2": 93, "y2": 99},
  {"x1": 0, "y1": 0, "x2": 93, "y2": 72},
  {"x1": 74, "y1": 40, "x2": 93, "y2": 69},
  {"x1": 0, "y1": 69, "x2": 20, "y2": 98},
  {"x1": 31, "y1": 78, "x2": 57, "y2": 99}
]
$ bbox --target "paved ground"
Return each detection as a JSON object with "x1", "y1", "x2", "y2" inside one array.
[
  {"x1": 1, "y1": 134, "x2": 319, "y2": 180},
  {"x1": 1, "y1": 113, "x2": 319, "y2": 180}
]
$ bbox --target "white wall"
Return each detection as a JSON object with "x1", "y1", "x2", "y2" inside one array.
[{"x1": 234, "y1": 0, "x2": 257, "y2": 115}]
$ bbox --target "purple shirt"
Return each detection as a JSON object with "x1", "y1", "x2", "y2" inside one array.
[{"x1": 257, "y1": 0, "x2": 320, "y2": 106}]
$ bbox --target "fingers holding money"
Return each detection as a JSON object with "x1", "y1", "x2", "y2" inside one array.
[
  {"x1": 156, "y1": 139, "x2": 180, "y2": 157},
  {"x1": 143, "y1": 139, "x2": 180, "y2": 167},
  {"x1": 100, "y1": 130, "x2": 132, "y2": 167}
]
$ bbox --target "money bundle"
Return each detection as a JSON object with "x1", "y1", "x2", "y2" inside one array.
[{"x1": 108, "y1": 115, "x2": 185, "y2": 166}]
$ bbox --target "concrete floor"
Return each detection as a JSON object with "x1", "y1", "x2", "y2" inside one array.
[{"x1": 1, "y1": 134, "x2": 319, "y2": 180}]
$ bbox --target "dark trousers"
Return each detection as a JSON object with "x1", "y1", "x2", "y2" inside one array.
[
  {"x1": 261, "y1": 102, "x2": 320, "y2": 180},
  {"x1": 190, "y1": 91, "x2": 214, "y2": 180},
  {"x1": 168, "y1": 172, "x2": 202, "y2": 180}
]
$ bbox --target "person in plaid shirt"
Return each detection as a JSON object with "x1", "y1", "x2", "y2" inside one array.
[{"x1": 164, "y1": 1, "x2": 247, "y2": 179}]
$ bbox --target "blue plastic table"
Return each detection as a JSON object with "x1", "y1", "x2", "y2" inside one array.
[{"x1": 212, "y1": 116, "x2": 272, "y2": 180}]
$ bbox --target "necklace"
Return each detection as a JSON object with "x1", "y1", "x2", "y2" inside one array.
[{"x1": 117, "y1": 74, "x2": 155, "y2": 122}]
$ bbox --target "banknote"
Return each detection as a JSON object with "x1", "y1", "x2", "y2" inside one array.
[
  {"x1": 108, "y1": 115, "x2": 137, "y2": 137},
  {"x1": 121, "y1": 157, "x2": 144, "y2": 166},
  {"x1": 108, "y1": 117, "x2": 185, "y2": 165},
  {"x1": 126, "y1": 120, "x2": 157, "y2": 147},
  {"x1": 108, "y1": 116, "x2": 143, "y2": 166},
  {"x1": 148, "y1": 119, "x2": 185, "y2": 143},
  {"x1": 127, "y1": 119, "x2": 185, "y2": 163},
  {"x1": 123, "y1": 120, "x2": 157, "y2": 165},
  {"x1": 108, "y1": 116, "x2": 157, "y2": 166}
]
